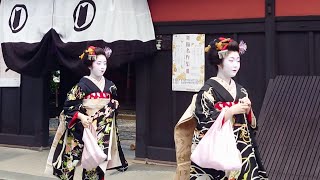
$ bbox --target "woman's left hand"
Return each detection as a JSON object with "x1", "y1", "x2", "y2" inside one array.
[
  {"x1": 239, "y1": 97, "x2": 251, "y2": 114},
  {"x1": 111, "y1": 99, "x2": 119, "y2": 109}
]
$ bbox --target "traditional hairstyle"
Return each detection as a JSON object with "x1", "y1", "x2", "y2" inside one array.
[
  {"x1": 205, "y1": 37, "x2": 247, "y2": 67},
  {"x1": 79, "y1": 46, "x2": 112, "y2": 67}
]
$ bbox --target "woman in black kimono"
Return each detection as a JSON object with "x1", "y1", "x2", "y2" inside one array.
[
  {"x1": 174, "y1": 37, "x2": 268, "y2": 180},
  {"x1": 188, "y1": 38, "x2": 268, "y2": 180},
  {"x1": 45, "y1": 46, "x2": 128, "y2": 180}
]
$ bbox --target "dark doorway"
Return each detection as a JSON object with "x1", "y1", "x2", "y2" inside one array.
[
  {"x1": 48, "y1": 62, "x2": 136, "y2": 119},
  {"x1": 48, "y1": 63, "x2": 137, "y2": 149},
  {"x1": 105, "y1": 63, "x2": 136, "y2": 110}
]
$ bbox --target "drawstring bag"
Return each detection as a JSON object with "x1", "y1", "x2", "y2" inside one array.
[
  {"x1": 81, "y1": 123, "x2": 107, "y2": 170},
  {"x1": 190, "y1": 109, "x2": 242, "y2": 171}
]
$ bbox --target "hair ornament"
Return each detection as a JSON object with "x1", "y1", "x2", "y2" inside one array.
[
  {"x1": 218, "y1": 50, "x2": 229, "y2": 59},
  {"x1": 103, "y1": 46, "x2": 112, "y2": 59},
  {"x1": 239, "y1": 40, "x2": 247, "y2": 55},
  {"x1": 86, "y1": 46, "x2": 97, "y2": 60},
  {"x1": 79, "y1": 46, "x2": 97, "y2": 60},
  {"x1": 204, "y1": 45, "x2": 211, "y2": 53},
  {"x1": 79, "y1": 45, "x2": 113, "y2": 61},
  {"x1": 215, "y1": 37, "x2": 233, "y2": 59},
  {"x1": 215, "y1": 37, "x2": 233, "y2": 51},
  {"x1": 205, "y1": 37, "x2": 248, "y2": 59},
  {"x1": 79, "y1": 52, "x2": 85, "y2": 60}
]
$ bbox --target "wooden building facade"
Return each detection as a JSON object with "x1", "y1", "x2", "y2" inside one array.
[
  {"x1": 1, "y1": 1, "x2": 320, "y2": 175},
  {"x1": 135, "y1": 0, "x2": 320, "y2": 163}
]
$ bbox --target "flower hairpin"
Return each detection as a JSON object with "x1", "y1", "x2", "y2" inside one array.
[
  {"x1": 239, "y1": 40, "x2": 247, "y2": 55},
  {"x1": 104, "y1": 47, "x2": 112, "y2": 59}
]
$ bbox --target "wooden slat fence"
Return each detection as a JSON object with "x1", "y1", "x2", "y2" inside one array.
[{"x1": 257, "y1": 76, "x2": 320, "y2": 179}]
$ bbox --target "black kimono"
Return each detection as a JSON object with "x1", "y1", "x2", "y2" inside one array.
[
  {"x1": 45, "y1": 77, "x2": 128, "y2": 180},
  {"x1": 190, "y1": 77, "x2": 268, "y2": 180}
]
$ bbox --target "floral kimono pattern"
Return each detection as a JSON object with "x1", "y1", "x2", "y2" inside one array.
[
  {"x1": 189, "y1": 78, "x2": 268, "y2": 180},
  {"x1": 45, "y1": 77, "x2": 128, "y2": 180}
]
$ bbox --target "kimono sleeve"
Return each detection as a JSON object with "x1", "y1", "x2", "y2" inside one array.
[
  {"x1": 63, "y1": 84, "x2": 86, "y2": 129},
  {"x1": 194, "y1": 88, "x2": 221, "y2": 133}
]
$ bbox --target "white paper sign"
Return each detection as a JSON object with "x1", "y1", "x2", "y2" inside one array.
[
  {"x1": 172, "y1": 34, "x2": 205, "y2": 92},
  {"x1": 0, "y1": 44, "x2": 21, "y2": 87}
]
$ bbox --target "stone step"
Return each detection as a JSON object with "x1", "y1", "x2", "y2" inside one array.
[
  {"x1": 118, "y1": 110, "x2": 136, "y2": 121},
  {"x1": 117, "y1": 113, "x2": 136, "y2": 120}
]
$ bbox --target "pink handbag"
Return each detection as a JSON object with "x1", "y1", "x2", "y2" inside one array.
[
  {"x1": 81, "y1": 123, "x2": 107, "y2": 170},
  {"x1": 190, "y1": 109, "x2": 242, "y2": 171}
]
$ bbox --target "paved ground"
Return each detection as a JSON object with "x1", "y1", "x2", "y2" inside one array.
[
  {"x1": 0, "y1": 118, "x2": 176, "y2": 180},
  {"x1": 0, "y1": 146, "x2": 175, "y2": 180}
]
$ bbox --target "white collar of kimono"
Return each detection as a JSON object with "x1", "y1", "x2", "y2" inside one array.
[
  {"x1": 84, "y1": 76, "x2": 105, "y2": 92},
  {"x1": 211, "y1": 77, "x2": 237, "y2": 100}
]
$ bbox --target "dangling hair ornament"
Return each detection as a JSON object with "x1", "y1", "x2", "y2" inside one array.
[
  {"x1": 204, "y1": 45, "x2": 211, "y2": 53},
  {"x1": 239, "y1": 40, "x2": 247, "y2": 55},
  {"x1": 79, "y1": 52, "x2": 85, "y2": 60},
  {"x1": 103, "y1": 46, "x2": 112, "y2": 59}
]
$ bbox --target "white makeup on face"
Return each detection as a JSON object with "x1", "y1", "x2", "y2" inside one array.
[
  {"x1": 218, "y1": 51, "x2": 240, "y2": 80},
  {"x1": 89, "y1": 54, "x2": 107, "y2": 80}
]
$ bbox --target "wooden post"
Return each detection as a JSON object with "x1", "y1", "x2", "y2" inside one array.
[
  {"x1": 265, "y1": 0, "x2": 276, "y2": 84},
  {"x1": 135, "y1": 58, "x2": 150, "y2": 159},
  {"x1": 308, "y1": 32, "x2": 315, "y2": 75}
]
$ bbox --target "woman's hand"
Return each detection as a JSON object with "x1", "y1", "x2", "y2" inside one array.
[
  {"x1": 78, "y1": 113, "x2": 92, "y2": 128},
  {"x1": 112, "y1": 99, "x2": 119, "y2": 109},
  {"x1": 109, "y1": 99, "x2": 119, "y2": 109},
  {"x1": 239, "y1": 97, "x2": 252, "y2": 114},
  {"x1": 225, "y1": 103, "x2": 250, "y2": 120}
]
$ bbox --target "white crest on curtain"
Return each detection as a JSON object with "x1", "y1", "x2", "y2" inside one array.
[
  {"x1": 53, "y1": 0, "x2": 155, "y2": 43},
  {"x1": 0, "y1": 0, "x2": 155, "y2": 43},
  {"x1": 0, "y1": 0, "x2": 53, "y2": 43}
]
